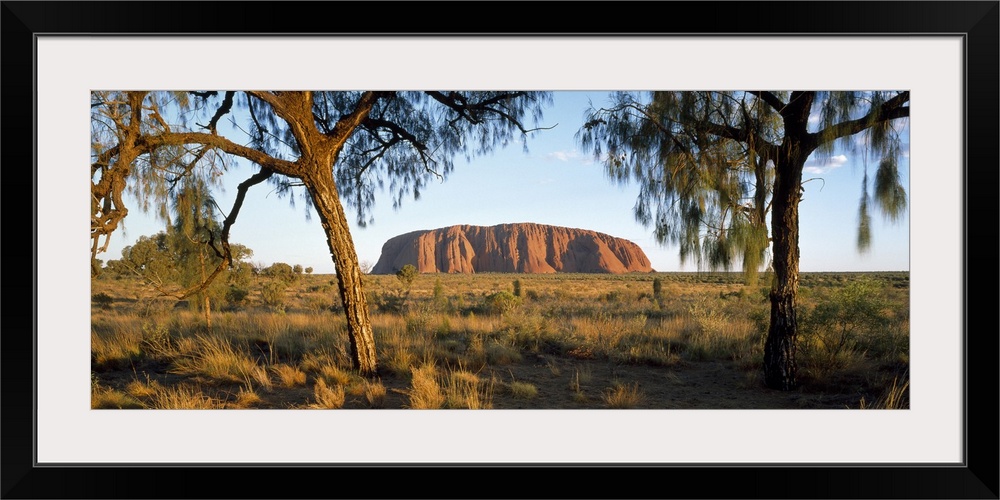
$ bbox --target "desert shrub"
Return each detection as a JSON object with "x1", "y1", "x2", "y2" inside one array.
[
  {"x1": 228, "y1": 262, "x2": 255, "y2": 289},
  {"x1": 263, "y1": 262, "x2": 297, "y2": 284},
  {"x1": 225, "y1": 286, "x2": 249, "y2": 309},
  {"x1": 432, "y1": 278, "x2": 447, "y2": 308},
  {"x1": 512, "y1": 279, "x2": 522, "y2": 298},
  {"x1": 801, "y1": 278, "x2": 891, "y2": 362},
  {"x1": 396, "y1": 264, "x2": 418, "y2": 289},
  {"x1": 303, "y1": 294, "x2": 334, "y2": 313},
  {"x1": 261, "y1": 281, "x2": 287, "y2": 311},
  {"x1": 92, "y1": 292, "x2": 114, "y2": 310},
  {"x1": 484, "y1": 290, "x2": 522, "y2": 315},
  {"x1": 372, "y1": 291, "x2": 407, "y2": 314}
]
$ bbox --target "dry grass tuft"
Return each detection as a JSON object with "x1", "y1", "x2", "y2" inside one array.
[
  {"x1": 271, "y1": 364, "x2": 307, "y2": 387},
  {"x1": 860, "y1": 376, "x2": 909, "y2": 409},
  {"x1": 311, "y1": 378, "x2": 346, "y2": 409},
  {"x1": 232, "y1": 386, "x2": 264, "y2": 408},
  {"x1": 170, "y1": 336, "x2": 263, "y2": 385},
  {"x1": 125, "y1": 377, "x2": 162, "y2": 398},
  {"x1": 92, "y1": 386, "x2": 144, "y2": 409},
  {"x1": 602, "y1": 381, "x2": 646, "y2": 409},
  {"x1": 443, "y1": 368, "x2": 493, "y2": 409},
  {"x1": 507, "y1": 381, "x2": 538, "y2": 400},
  {"x1": 407, "y1": 363, "x2": 445, "y2": 409},
  {"x1": 318, "y1": 364, "x2": 357, "y2": 387},
  {"x1": 362, "y1": 379, "x2": 387, "y2": 408},
  {"x1": 91, "y1": 328, "x2": 143, "y2": 370},
  {"x1": 147, "y1": 385, "x2": 223, "y2": 409}
]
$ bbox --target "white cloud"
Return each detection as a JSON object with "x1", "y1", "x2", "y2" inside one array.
[
  {"x1": 544, "y1": 149, "x2": 591, "y2": 164},
  {"x1": 803, "y1": 154, "x2": 849, "y2": 174}
]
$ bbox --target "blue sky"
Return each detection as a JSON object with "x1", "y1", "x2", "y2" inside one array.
[{"x1": 100, "y1": 91, "x2": 910, "y2": 275}]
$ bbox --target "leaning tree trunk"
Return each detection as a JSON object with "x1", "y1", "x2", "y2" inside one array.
[
  {"x1": 304, "y1": 169, "x2": 378, "y2": 376},
  {"x1": 763, "y1": 153, "x2": 805, "y2": 390}
]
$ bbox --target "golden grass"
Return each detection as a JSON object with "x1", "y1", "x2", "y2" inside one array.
[
  {"x1": 170, "y1": 335, "x2": 271, "y2": 390},
  {"x1": 602, "y1": 381, "x2": 646, "y2": 409},
  {"x1": 271, "y1": 363, "x2": 307, "y2": 387},
  {"x1": 860, "y1": 376, "x2": 910, "y2": 409},
  {"x1": 406, "y1": 363, "x2": 445, "y2": 409},
  {"x1": 92, "y1": 386, "x2": 144, "y2": 409},
  {"x1": 318, "y1": 364, "x2": 357, "y2": 387},
  {"x1": 125, "y1": 377, "x2": 162, "y2": 398},
  {"x1": 442, "y1": 366, "x2": 494, "y2": 409},
  {"x1": 231, "y1": 386, "x2": 264, "y2": 408},
  {"x1": 147, "y1": 384, "x2": 223, "y2": 409},
  {"x1": 361, "y1": 379, "x2": 387, "y2": 408},
  {"x1": 507, "y1": 381, "x2": 538, "y2": 399},
  {"x1": 91, "y1": 327, "x2": 143, "y2": 370},
  {"x1": 92, "y1": 271, "x2": 910, "y2": 409},
  {"x1": 310, "y1": 378, "x2": 346, "y2": 409}
]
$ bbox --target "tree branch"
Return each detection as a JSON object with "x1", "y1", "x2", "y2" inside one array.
[
  {"x1": 814, "y1": 91, "x2": 910, "y2": 143},
  {"x1": 748, "y1": 91, "x2": 787, "y2": 114},
  {"x1": 141, "y1": 131, "x2": 299, "y2": 177},
  {"x1": 167, "y1": 168, "x2": 275, "y2": 301},
  {"x1": 197, "y1": 90, "x2": 236, "y2": 134}
]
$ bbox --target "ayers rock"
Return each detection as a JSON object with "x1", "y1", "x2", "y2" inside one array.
[{"x1": 372, "y1": 223, "x2": 653, "y2": 274}]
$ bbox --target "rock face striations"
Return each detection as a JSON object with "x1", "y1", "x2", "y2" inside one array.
[{"x1": 372, "y1": 223, "x2": 653, "y2": 274}]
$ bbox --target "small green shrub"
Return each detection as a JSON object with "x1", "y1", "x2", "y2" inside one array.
[
  {"x1": 432, "y1": 278, "x2": 447, "y2": 308},
  {"x1": 484, "y1": 291, "x2": 522, "y2": 315},
  {"x1": 802, "y1": 278, "x2": 890, "y2": 361},
  {"x1": 261, "y1": 281, "x2": 287, "y2": 311},
  {"x1": 263, "y1": 262, "x2": 297, "y2": 284},
  {"x1": 396, "y1": 264, "x2": 418, "y2": 288}
]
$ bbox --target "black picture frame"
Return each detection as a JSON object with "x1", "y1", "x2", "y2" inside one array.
[{"x1": 3, "y1": 2, "x2": 997, "y2": 498}]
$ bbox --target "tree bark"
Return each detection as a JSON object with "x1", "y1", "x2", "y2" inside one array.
[
  {"x1": 304, "y1": 167, "x2": 378, "y2": 376},
  {"x1": 199, "y1": 249, "x2": 212, "y2": 330},
  {"x1": 763, "y1": 149, "x2": 805, "y2": 390}
]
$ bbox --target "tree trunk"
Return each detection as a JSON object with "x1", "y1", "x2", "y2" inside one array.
[
  {"x1": 304, "y1": 169, "x2": 378, "y2": 376},
  {"x1": 199, "y1": 249, "x2": 212, "y2": 330},
  {"x1": 763, "y1": 152, "x2": 805, "y2": 390}
]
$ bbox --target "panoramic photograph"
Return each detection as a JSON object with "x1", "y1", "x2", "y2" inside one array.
[{"x1": 89, "y1": 90, "x2": 910, "y2": 410}]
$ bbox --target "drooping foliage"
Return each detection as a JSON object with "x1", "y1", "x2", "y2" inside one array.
[
  {"x1": 91, "y1": 90, "x2": 553, "y2": 374},
  {"x1": 577, "y1": 91, "x2": 908, "y2": 283},
  {"x1": 578, "y1": 90, "x2": 909, "y2": 390},
  {"x1": 235, "y1": 91, "x2": 552, "y2": 226}
]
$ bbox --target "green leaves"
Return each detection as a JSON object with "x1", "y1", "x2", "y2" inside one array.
[
  {"x1": 578, "y1": 91, "x2": 908, "y2": 280},
  {"x1": 873, "y1": 157, "x2": 908, "y2": 222},
  {"x1": 858, "y1": 172, "x2": 873, "y2": 252}
]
